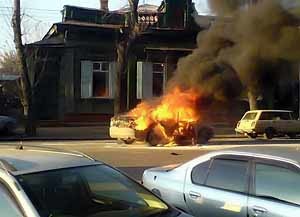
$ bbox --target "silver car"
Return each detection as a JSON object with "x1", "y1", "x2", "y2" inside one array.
[
  {"x1": 0, "y1": 145, "x2": 192, "y2": 217},
  {"x1": 143, "y1": 146, "x2": 300, "y2": 217}
]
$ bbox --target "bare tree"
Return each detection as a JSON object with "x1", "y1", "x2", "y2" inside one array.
[
  {"x1": 114, "y1": 0, "x2": 144, "y2": 114},
  {"x1": 12, "y1": 0, "x2": 36, "y2": 136},
  {"x1": 0, "y1": 51, "x2": 21, "y2": 75}
]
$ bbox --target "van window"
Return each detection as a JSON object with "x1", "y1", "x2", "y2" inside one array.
[
  {"x1": 259, "y1": 112, "x2": 291, "y2": 120},
  {"x1": 242, "y1": 113, "x2": 257, "y2": 120}
]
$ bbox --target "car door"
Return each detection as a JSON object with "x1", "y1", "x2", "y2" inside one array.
[
  {"x1": 248, "y1": 159, "x2": 300, "y2": 217},
  {"x1": 0, "y1": 182, "x2": 24, "y2": 217},
  {"x1": 184, "y1": 156, "x2": 250, "y2": 217}
]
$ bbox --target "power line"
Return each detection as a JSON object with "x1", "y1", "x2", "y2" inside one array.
[{"x1": 0, "y1": 6, "x2": 60, "y2": 12}]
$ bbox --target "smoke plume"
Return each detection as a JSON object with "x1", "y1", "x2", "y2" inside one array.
[{"x1": 171, "y1": 0, "x2": 300, "y2": 104}]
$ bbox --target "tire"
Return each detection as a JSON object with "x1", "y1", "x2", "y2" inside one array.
[
  {"x1": 146, "y1": 129, "x2": 159, "y2": 146},
  {"x1": 197, "y1": 126, "x2": 214, "y2": 145},
  {"x1": 287, "y1": 133, "x2": 297, "y2": 139},
  {"x1": 2, "y1": 123, "x2": 13, "y2": 135},
  {"x1": 122, "y1": 138, "x2": 135, "y2": 144},
  {"x1": 247, "y1": 133, "x2": 257, "y2": 139},
  {"x1": 264, "y1": 128, "x2": 275, "y2": 140}
]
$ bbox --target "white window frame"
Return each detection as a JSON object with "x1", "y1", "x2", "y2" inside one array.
[
  {"x1": 81, "y1": 61, "x2": 115, "y2": 99},
  {"x1": 152, "y1": 63, "x2": 166, "y2": 97},
  {"x1": 137, "y1": 62, "x2": 166, "y2": 99}
]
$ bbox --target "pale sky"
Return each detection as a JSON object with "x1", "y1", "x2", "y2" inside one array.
[{"x1": 0, "y1": 0, "x2": 209, "y2": 53}]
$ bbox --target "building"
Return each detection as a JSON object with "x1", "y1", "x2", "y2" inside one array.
[{"x1": 27, "y1": 0, "x2": 206, "y2": 123}]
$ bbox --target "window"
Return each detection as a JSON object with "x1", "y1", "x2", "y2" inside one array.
[
  {"x1": 206, "y1": 159, "x2": 248, "y2": 193},
  {"x1": 242, "y1": 112, "x2": 257, "y2": 120},
  {"x1": 17, "y1": 165, "x2": 168, "y2": 217},
  {"x1": 152, "y1": 63, "x2": 165, "y2": 97},
  {"x1": 81, "y1": 61, "x2": 115, "y2": 98},
  {"x1": 0, "y1": 183, "x2": 23, "y2": 217},
  {"x1": 191, "y1": 160, "x2": 210, "y2": 185},
  {"x1": 137, "y1": 62, "x2": 166, "y2": 99},
  {"x1": 259, "y1": 112, "x2": 291, "y2": 120},
  {"x1": 255, "y1": 163, "x2": 300, "y2": 205}
]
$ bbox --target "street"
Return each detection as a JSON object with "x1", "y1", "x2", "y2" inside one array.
[{"x1": 1, "y1": 138, "x2": 300, "y2": 180}]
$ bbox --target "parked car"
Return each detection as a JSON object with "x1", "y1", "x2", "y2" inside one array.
[
  {"x1": 109, "y1": 114, "x2": 214, "y2": 146},
  {"x1": 0, "y1": 115, "x2": 17, "y2": 135},
  {"x1": 0, "y1": 145, "x2": 192, "y2": 217},
  {"x1": 235, "y1": 110, "x2": 300, "y2": 139},
  {"x1": 142, "y1": 146, "x2": 300, "y2": 217}
]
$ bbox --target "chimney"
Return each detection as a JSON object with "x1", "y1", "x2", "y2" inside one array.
[{"x1": 100, "y1": 0, "x2": 108, "y2": 11}]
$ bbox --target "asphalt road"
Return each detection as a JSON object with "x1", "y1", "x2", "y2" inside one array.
[{"x1": 1, "y1": 138, "x2": 300, "y2": 180}]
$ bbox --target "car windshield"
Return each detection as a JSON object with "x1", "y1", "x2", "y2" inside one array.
[{"x1": 16, "y1": 165, "x2": 169, "y2": 217}]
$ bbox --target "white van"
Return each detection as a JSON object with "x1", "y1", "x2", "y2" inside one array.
[{"x1": 235, "y1": 110, "x2": 300, "y2": 139}]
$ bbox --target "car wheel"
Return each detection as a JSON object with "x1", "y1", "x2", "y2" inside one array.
[
  {"x1": 247, "y1": 133, "x2": 257, "y2": 139},
  {"x1": 146, "y1": 128, "x2": 159, "y2": 146},
  {"x1": 197, "y1": 126, "x2": 214, "y2": 145},
  {"x1": 287, "y1": 133, "x2": 297, "y2": 139},
  {"x1": 264, "y1": 128, "x2": 275, "y2": 140},
  {"x1": 122, "y1": 138, "x2": 135, "y2": 144},
  {"x1": 2, "y1": 123, "x2": 13, "y2": 135}
]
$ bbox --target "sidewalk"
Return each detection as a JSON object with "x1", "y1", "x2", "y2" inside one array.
[{"x1": 0, "y1": 124, "x2": 239, "y2": 141}]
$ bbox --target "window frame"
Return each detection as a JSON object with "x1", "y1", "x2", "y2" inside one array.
[
  {"x1": 91, "y1": 61, "x2": 111, "y2": 99},
  {"x1": 201, "y1": 155, "x2": 251, "y2": 195},
  {"x1": 250, "y1": 157, "x2": 300, "y2": 207},
  {"x1": 80, "y1": 61, "x2": 114, "y2": 99},
  {"x1": 152, "y1": 63, "x2": 166, "y2": 97},
  {"x1": 0, "y1": 178, "x2": 26, "y2": 217}
]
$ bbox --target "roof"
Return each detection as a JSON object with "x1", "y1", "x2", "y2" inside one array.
[
  {"x1": 0, "y1": 146, "x2": 100, "y2": 175},
  {"x1": 215, "y1": 145, "x2": 300, "y2": 166}
]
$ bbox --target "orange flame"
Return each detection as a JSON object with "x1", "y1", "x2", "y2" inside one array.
[{"x1": 129, "y1": 87, "x2": 200, "y2": 131}]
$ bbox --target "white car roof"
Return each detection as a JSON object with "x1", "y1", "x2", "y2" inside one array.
[{"x1": 0, "y1": 146, "x2": 100, "y2": 175}]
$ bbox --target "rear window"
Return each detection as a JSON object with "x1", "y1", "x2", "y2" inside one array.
[
  {"x1": 259, "y1": 112, "x2": 292, "y2": 120},
  {"x1": 242, "y1": 112, "x2": 257, "y2": 120}
]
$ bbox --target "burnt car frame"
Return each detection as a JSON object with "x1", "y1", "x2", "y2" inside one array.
[{"x1": 109, "y1": 115, "x2": 214, "y2": 146}]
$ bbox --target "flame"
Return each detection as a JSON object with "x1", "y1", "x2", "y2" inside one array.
[{"x1": 129, "y1": 87, "x2": 200, "y2": 132}]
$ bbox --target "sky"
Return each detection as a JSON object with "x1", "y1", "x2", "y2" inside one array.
[{"x1": 0, "y1": 0, "x2": 209, "y2": 53}]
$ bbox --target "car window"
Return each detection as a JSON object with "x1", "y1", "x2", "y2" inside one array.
[
  {"x1": 255, "y1": 163, "x2": 300, "y2": 205},
  {"x1": 242, "y1": 112, "x2": 257, "y2": 120},
  {"x1": 0, "y1": 183, "x2": 23, "y2": 217},
  {"x1": 259, "y1": 112, "x2": 291, "y2": 120},
  {"x1": 279, "y1": 112, "x2": 292, "y2": 120},
  {"x1": 191, "y1": 160, "x2": 210, "y2": 185},
  {"x1": 205, "y1": 159, "x2": 248, "y2": 193},
  {"x1": 17, "y1": 165, "x2": 169, "y2": 217}
]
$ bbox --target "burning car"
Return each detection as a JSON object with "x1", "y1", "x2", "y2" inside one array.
[
  {"x1": 109, "y1": 87, "x2": 214, "y2": 146},
  {"x1": 109, "y1": 114, "x2": 214, "y2": 146}
]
